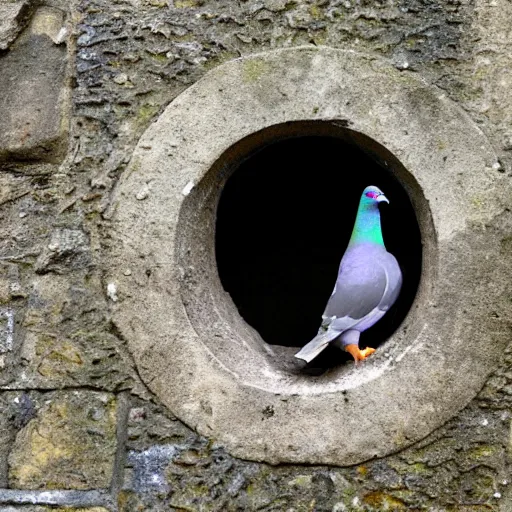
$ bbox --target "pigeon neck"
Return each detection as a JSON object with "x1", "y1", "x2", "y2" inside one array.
[{"x1": 348, "y1": 204, "x2": 385, "y2": 247}]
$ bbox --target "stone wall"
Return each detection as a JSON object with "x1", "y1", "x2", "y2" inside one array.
[{"x1": 1, "y1": 0, "x2": 512, "y2": 510}]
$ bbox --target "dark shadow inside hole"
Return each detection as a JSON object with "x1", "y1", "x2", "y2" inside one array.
[{"x1": 215, "y1": 136, "x2": 422, "y2": 370}]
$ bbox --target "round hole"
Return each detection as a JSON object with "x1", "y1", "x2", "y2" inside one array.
[
  {"x1": 215, "y1": 134, "x2": 422, "y2": 371},
  {"x1": 178, "y1": 120, "x2": 428, "y2": 380}
]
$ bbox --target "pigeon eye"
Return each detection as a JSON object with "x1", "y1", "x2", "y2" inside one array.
[{"x1": 365, "y1": 191, "x2": 378, "y2": 199}]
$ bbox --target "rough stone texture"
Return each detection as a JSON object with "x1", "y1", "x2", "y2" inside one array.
[
  {"x1": 0, "y1": 489, "x2": 111, "y2": 509},
  {"x1": 120, "y1": 396, "x2": 511, "y2": 511},
  {"x1": 34, "y1": 228, "x2": 90, "y2": 274},
  {"x1": 0, "y1": 508, "x2": 109, "y2": 512},
  {"x1": 8, "y1": 392, "x2": 117, "y2": 490},
  {"x1": 0, "y1": 394, "x2": 20, "y2": 488},
  {"x1": 0, "y1": 6, "x2": 69, "y2": 163},
  {"x1": 0, "y1": 308, "x2": 14, "y2": 354},
  {"x1": 0, "y1": 270, "x2": 146, "y2": 392},
  {"x1": 0, "y1": 0, "x2": 33, "y2": 50},
  {"x1": 108, "y1": 45, "x2": 512, "y2": 466},
  {"x1": 0, "y1": 0, "x2": 510, "y2": 509}
]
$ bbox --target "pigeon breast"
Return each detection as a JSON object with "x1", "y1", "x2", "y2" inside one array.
[{"x1": 322, "y1": 243, "x2": 402, "y2": 331}]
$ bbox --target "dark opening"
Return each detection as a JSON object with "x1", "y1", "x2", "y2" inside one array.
[{"x1": 215, "y1": 135, "x2": 422, "y2": 369}]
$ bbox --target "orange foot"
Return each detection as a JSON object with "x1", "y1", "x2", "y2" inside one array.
[{"x1": 344, "y1": 344, "x2": 376, "y2": 362}]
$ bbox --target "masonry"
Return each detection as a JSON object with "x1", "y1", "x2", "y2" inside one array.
[{"x1": 2, "y1": 0, "x2": 512, "y2": 511}]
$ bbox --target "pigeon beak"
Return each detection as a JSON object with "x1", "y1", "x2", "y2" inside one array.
[{"x1": 377, "y1": 194, "x2": 389, "y2": 204}]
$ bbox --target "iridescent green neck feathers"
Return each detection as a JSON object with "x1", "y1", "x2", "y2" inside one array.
[{"x1": 348, "y1": 201, "x2": 385, "y2": 247}]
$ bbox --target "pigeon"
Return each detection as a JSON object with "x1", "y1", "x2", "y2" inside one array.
[{"x1": 295, "y1": 185, "x2": 402, "y2": 363}]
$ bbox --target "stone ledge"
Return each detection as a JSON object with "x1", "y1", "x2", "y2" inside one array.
[{"x1": 0, "y1": 489, "x2": 111, "y2": 508}]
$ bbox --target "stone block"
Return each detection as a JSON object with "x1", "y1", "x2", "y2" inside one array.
[
  {"x1": 0, "y1": 0, "x2": 32, "y2": 50},
  {"x1": 8, "y1": 392, "x2": 118, "y2": 490},
  {"x1": 0, "y1": 6, "x2": 69, "y2": 163}
]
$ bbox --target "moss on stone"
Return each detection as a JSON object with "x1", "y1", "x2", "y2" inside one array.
[
  {"x1": 288, "y1": 474, "x2": 314, "y2": 488},
  {"x1": 362, "y1": 491, "x2": 407, "y2": 510},
  {"x1": 35, "y1": 334, "x2": 83, "y2": 378},
  {"x1": 242, "y1": 59, "x2": 269, "y2": 83},
  {"x1": 467, "y1": 444, "x2": 498, "y2": 460},
  {"x1": 8, "y1": 392, "x2": 117, "y2": 490},
  {"x1": 309, "y1": 5, "x2": 323, "y2": 20},
  {"x1": 137, "y1": 104, "x2": 160, "y2": 125},
  {"x1": 175, "y1": 0, "x2": 199, "y2": 7}
]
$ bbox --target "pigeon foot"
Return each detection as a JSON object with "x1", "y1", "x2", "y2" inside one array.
[{"x1": 345, "y1": 344, "x2": 376, "y2": 362}]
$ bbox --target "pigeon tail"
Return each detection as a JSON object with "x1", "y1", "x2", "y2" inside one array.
[{"x1": 294, "y1": 330, "x2": 341, "y2": 363}]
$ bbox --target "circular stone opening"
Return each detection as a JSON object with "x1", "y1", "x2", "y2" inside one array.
[
  {"x1": 215, "y1": 135, "x2": 421, "y2": 370},
  {"x1": 111, "y1": 47, "x2": 506, "y2": 465},
  {"x1": 178, "y1": 120, "x2": 428, "y2": 379}
]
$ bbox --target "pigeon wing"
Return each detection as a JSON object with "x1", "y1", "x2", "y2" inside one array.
[
  {"x1": 375, "y1": 251, "x2": 403, "y2": 312},
  {"x1": 323, "y1": 253, "x2": 388, "y2": 330}
]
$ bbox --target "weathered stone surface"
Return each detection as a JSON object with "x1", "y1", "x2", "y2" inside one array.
[
  {"x1": 0, "y1": 308, "x2": 14, "y2": 355},
  {"x1": 0, "y1": 0, "x2": 511, "y2": 508},
  {"x1": 109, "y1": 46, "x2": 511, "y2": 466},
  {"x1": 0, "y1": 0, "x2": 32, "y2": 50},
  {"x1": 461, "y1": 1, "x2": 512, "y2": 178},
  {"x1": 120, "y1": 399, "x2": 510, "y2": 511},
  {"x1": 502, "y1": 491, "x2": 512, "y2": 512},
  {"x1": 0, "y1": 6, "x2": 69, "y2": 163},
  {"x1": 0, "y1": 395, "x2": 16, "y2": 487},
  {"x1": 0, "y1": 174, "x2": 32, "y2": 211},
  {"x1": 34, "y1": 229, "x2": 90, "y2": 274},
  {"x1": 0, "y1": 392, "x2": 38, "y2": 488},
  {"x1": 126, "y1": 398, "x2": 196, "y2": 452},
  {"x1": 0, "y1": 265, "x2": 20, "y2": 374},
  {"x1": 0, "y1": 272, "x2": 146, "y2": 393},
  {"x1": 0, "y1": 508, "x2": 109, "y2": 512},
  {"x1": 0, "y1": 489, "x2": 111, "y2": 509},
  {"x1": 0, "y1": 264, "x2": 23, "y2": 304},
  {"x1": 8, "y1": 392, "x2": 117, "y2": 490},
  {"x1": 29, "y1": 5, "x2": 67, "y2": 44}
]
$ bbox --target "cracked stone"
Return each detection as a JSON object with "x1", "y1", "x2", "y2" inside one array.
[{"x1": 8, "y1": 391, "x2": 118, "y2": 490}]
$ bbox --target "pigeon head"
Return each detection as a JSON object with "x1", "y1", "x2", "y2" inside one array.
[
  {"x1": 361, "y1": 185, "x2": 389, "y2": 206},
  {"x1": 348, "y1": 185, "x2": 389, "y2": 247}
]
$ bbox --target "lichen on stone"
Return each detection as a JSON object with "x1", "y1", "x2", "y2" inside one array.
[{"x1": 8, "y1": 391, "x2": 118, "y2": 490}]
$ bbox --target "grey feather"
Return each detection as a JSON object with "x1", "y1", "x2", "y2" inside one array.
[
  {"x1": 294, "y1": 329, "x2": 342, "y2": 363},
  {"x1": 324, "y1": 245, "x2": 391, "y2": 320}
]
